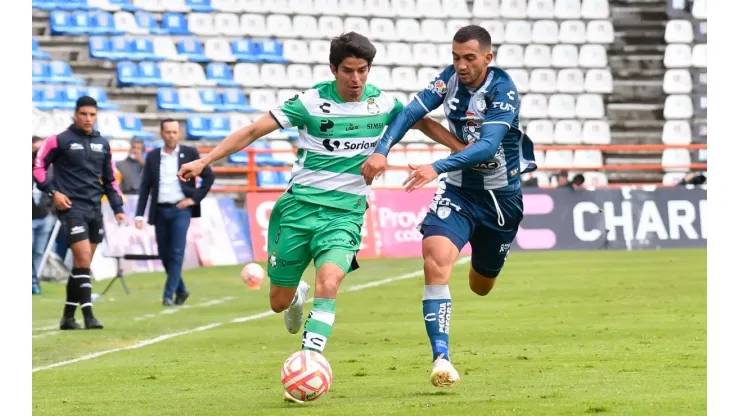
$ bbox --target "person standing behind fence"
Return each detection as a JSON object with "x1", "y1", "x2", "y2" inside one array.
[
  {"x1": 32, "y1": 136, "x2": 55, "y2": 295},
  {"x1": 135, "y1": 119, "x2": 214, "y2": 306},
  {"x1": 33, "y1": 96, "x2": 128, "y2": 330},
  {"x1": 116, "y1": 139, "x2": 145, "y2": 195}
]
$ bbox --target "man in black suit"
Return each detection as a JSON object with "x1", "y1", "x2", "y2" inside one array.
[{"x1": 135, "y1": 119, "x2": 214, "y2": 306}]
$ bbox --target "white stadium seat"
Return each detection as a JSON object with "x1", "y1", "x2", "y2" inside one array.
[
  {"x1": 134, "y1": 0, "x2": 166, "y2": 12},
  {"x1": 495, "y1": 44, "x2": 524, "y2": 68},
  {"x1": 582, "y1": 172, "x2": 608, "y2": 187},
  {"x1": 529, "y1": 69, "x2": 557, "y2": 93},
  {"x1": 284, "y1": 40, "x2": 311, "y2": 64},
  {"x1": 581, "y1": 0, "x2": 610, "y2": 19},
  {"x1": 421, "y1": 19, "x2": 447, "y2": 43},
  {"x1": 287, "y1": 64, "x2": 314, "y2": 89},
  {"x1": 267, "y1": 14, "x2": 294, "y2": 38},
  {"x1": 437, "y1": 43, "x2": 452, "y2": 65},
  {"x1": 309, "y1": 40, "x2": 330, "y2": 63},
  {"x1": 662, "y1": 172, "x2": 687, "y2": 186},
  {"x1": 181, "y1": 62, "x2": 211, "y2": 86},
  {"x1": 528, "y1": 0, "x2": 555, "y2": 19},
  {"x1": 261, "y1": 64, "x2": 290, "y2": 88},
  {"x1": 213, "y1": 0, "x2": 241, "y2": 12},
  {"x1": 318, "y1": 16, "x2": 344, "y2": 39},
  {"x1": 526, "y1": 119, "x2": 554, "y2": 144},
  {"x1": 314, "y1": 0, "x2": 341, "y2": 15},
  {"x1": 500, "y1": 0, "x2": 527, "y2": 18},
  {"x1": 692, "y1": 44, "x2": 707, "y2": 68},
  {"x1": 544, "y1": 150, "x2": 574, "y2": 168},
  {"x1": 313, "y1": 65, "x2": 333, "y2": 84},
  {"x1": 554, "y1": 120, "x2": 582, "y2": 144},
  {"x1": 573, "y1": 150, "x2": 604, "y2": 168},
  {"x1": 504, "y1": 20, "x2": 532, "y2": 44},
  {"x1": 387, "y1": 43, "x2": 412, "y2": 65},
  {"x1": 663, "y1": 69, "x2": 693, "y2": 94},
  {"x1": 584, "y1": 69, "x2": 613, "y2": 93},
  {"x1": 179, "y1": 88, "x2": 212, "y2": 112},
  {"x1": 559, "y1": 20, "x2": 586, "y2": 44},
  {"x1": 446, "y1": 20, "x2": 470, "y2": 41},
  {"x1": 507, "y1": 68, "x2": 530, "y2": 93},
  {"x1": 531, "y1": 20, "x2": 559, "y2": 44},
  {"x1": 292, "y1": 15, "x2": 320, "y2": 39},
  {"x1": 661, "y1": 149, "x2": 691, "y2": 172},
  {"x1": 188, "y1": 13, "x2": 218, "y2": 36},
  {"x1": 241, "y1": 14, "x2": 268, "y2": 37},
  {"x1": 554, "y1": 0, "x2": 581, "y2": 19},
  {"x1": 154, "y1": 37, "x2": 184, "y2": 61},
  {"x1": 417, "y1": 67, "x2": 440, "y2": 88},
  {"x1": 159, "y1": 62, "x2": 185, "y2": 85},
  {"x1": 368, "y1": 66, "x2": 392, "y2": 90},
  {"x1": 114, "y1": 11, "x2": 147, "y2": 35},
  {"x1": 366, "y1": 0, "x2": 394, "y2": 17},
  {"x1": 97, "y1": 113, "x2": 126, "y2": 139},
  {"x1": 557, "y1": 68, "x2": 585, "y2": 93},
  {"x1": 662, "y1": 120, "x2": 692, "y2": 145},
  {"x1": 417, "y1": 0, "x2": 444, "y2": 18},
  {"x1": 693, "y1": 0, "x2": 707, "y2": 20},
  {"x1": 345, "y1": 17, "x2": 370, "y2": 35},
  {"x1": 548, "y1": 94, "x2": 576, "y2": 119},
  {"x1": 664, "y1": 44, "x2": 692, "y2": 68},
  {"x1": 472, "y1": 0, "x2": 500, "y2": 18},
  {"x1": 234, "y1": 63, "x2": 261, "y2": 87},
  {"x1": 575, "y1": 94, "x2": 605, "y2": 119},
  {"x1": 551, "y1": 44, "x2": 579, "y2": 68},
  {"x1": 581, "y1": 120, "x2": 611, "y2": 144},
  {"x1": 391, "y1": 66, "x2": 417, "y2": 91},
  {"x1": 229, "y1": 114, "x2": 251, "y2": 131},
  {"x1": 271, "y1": 140, "x2": 297, "y2": 164},
  {"x1": 524, "y1": 44, "x2": 551, "y2": 67},
  {"x1": 520, "y1": 94, "x2": 549, "y2": 119},
  {"x1": 341, "y1": 0, "x2": 367, "y2": 16},
  {"x1": 480, "y1": 20, "x2": 505, "y2": 44},
  {"x1": 373, "y1": 43, "x2": 392, "y2": 65},
  {"x1": 204, "y1": 38, "x2": 235, "y2": 62},
  {"x1": 239, "y1": 0, "x2": 267, "y2": 13},
  {"x1": 413, "y1": 43, "x2": 439, "y2": 66},
  {"x1": 250, "y1": 89, "x2": 278, "y2": 112},
  {"x1": 215, "y1": 13, "x2": 242, "y2": 36},
  {"x1": 586, "y1": 20, "x2": 614, "y2": 44},
  {"x1": 369, "y1": 18, "x2": 397, "y2": 41},
  {"x1": 579, "y1": 45, "x2": 608, "y2": 68},
  {"x1": 392, "y1": 0, "x2": 419, "y2": 18},
  {"x1": 663, "y1": 95, "x2": 694, "y2": 119},
  {"x1": 665, "y1": 20, "x2": 694, "y2": 44},
  {"x1": 442, "y1": 0, "x2": 471, "y2": 18},
  {"x1": 397, "y1": 19, "x2": 424, "y2": 42}
]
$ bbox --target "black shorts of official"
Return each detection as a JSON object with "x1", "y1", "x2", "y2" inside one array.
[{"x1": 58, "y1": 207, "x2": 105, "y2": 245}]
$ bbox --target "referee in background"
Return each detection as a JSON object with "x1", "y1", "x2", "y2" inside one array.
[{"x1": 33, "y1": 96, "x2": 127, "y2": 330}]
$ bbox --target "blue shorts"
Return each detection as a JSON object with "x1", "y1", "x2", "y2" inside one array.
[{"x1": 419, "y1": 182, "x2": 523, "y2": 278}]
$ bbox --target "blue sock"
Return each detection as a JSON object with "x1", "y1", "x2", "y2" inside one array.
[{"x1": 422, "y1": 285, "x2": 452, "y2": 362}]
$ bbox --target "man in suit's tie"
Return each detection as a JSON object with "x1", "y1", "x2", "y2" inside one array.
[{"x1": 134, "y1": 119, "x2": 215, "y2": 306}]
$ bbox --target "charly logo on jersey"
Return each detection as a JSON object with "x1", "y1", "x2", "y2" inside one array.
[{"x1": 366, "y1": 97, "x2": 380, "y2": 115}]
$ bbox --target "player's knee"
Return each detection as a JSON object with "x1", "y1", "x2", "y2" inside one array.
[
  {"x1": 315, "y1": 263, "x2": 345, "y2": 298},
  {"x1": 468, "y1": 267, "x2": 498, "y2": 296}
]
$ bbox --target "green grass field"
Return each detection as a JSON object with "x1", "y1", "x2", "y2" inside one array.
[{"x1": 32, "y1": 249, "x2": 707, "y2": 416}]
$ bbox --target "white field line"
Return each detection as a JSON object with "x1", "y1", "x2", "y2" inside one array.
[{"x1": 32, "y1": 257, "x2": 471, "y2": 373}]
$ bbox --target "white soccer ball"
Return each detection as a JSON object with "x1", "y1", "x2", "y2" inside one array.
[
  {"x1": 241, "y1": 263, "x2": 265, "y2": 289},
  {"x1": 281, "y1": 350, "x2": 333, "y2": 402}
]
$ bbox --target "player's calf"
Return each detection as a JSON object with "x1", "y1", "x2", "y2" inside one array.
[
  {"x1": 270, "y1": 285, "x2": 299, "y2": 313},
  {"x1": 301, "y1": 259, "x2": 348, "y2": 353}
]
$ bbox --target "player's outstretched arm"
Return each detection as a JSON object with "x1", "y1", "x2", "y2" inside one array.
[
  {"x1": 413, "y1": 117, "x2": 466, "y2": 153},
  {"x1": 178, "y1": 114, "x2": 279, "y2": 181}
]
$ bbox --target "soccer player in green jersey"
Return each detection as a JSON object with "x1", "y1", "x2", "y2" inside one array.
[{"x1": 178, "y1": 32, "x2": 463, "y2": 387}]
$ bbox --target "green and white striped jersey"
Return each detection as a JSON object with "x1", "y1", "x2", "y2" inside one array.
[{"x1": 269, "y1": 80, "x2": 404, "y2": 214}]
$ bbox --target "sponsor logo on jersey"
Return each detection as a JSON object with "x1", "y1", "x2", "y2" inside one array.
[
  {"x1": 345, "y1": 123, "x2": 359, "y2": 132},
  {"x1": 366, "y1": 122, "x2": 384, "y2": 129},
  {"x1": 70, "y1": 143, "x2": 84, "y2": 150},
  {"x1": 90, "y1": 143, "x2": 104, "y2": 152},
  {"x1": 499, "y1": 243, "x2": 511, "y2": 253},
  {"x1": 366, "y1": 97, "x2": 380, "y2": 115},
  {"x1": 462, "y1": 120, "x2": 480, "y2": 144},
  {"x1": 491, "y1": 101, "x2": 516, "y2": 113},
  {"x1": 322, "y1": 138, "x2": 378, "y2": 152},
  {"x1": 507, "y1": 90, "x2": 516, "y2": 101},
  {"x1": 319, "y1": 119, "x2": 334, "y2": 133}
]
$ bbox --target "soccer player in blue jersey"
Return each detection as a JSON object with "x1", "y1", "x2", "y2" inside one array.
[{"x1": 361, "y1": 25, "x2": 538, "y2": 388}]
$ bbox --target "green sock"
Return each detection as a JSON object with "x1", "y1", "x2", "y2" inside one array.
[{"x1": 302, "y1": 298, "x2": 336, "y2": 353}]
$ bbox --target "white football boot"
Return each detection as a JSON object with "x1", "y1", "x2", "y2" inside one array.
[
  {"x1": 284, "y1": 281, "x2": 309, "y2": 334},
  {"x1": 430, "y1": 354, "x2": 461, "y2": 388}
]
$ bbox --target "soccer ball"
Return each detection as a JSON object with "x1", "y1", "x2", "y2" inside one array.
[
  {"x1": 241, "y1": 263, "x2": 265, "y2": 290},
  {"x1": 281, "y1": 350, "x2": 333, "y2": 402}
]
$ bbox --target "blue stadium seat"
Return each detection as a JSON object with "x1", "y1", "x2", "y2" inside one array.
[
  {"x1": 117, "y1": 61, "x2": 139, "y2": 86},
  {"x1": 117, "y1": 61, "x2": 170, "y2": 87},
  {"x1": 257, "y1": 171, "x2": 290, "y2": 187},
  {"x1": 186, "y1": 115, "x2": 211, "y2": 139},
  {"x1": 157, "y1": 88, "x2": 187, "y2": 111},
  {"x1": 61, "y1": 86, "x2": 87, "y2": 109},
  {"x1": 257, "y1": 40, "x2": 286, "y2": 63},
  {"x1": 119, "y1": 114, "x2": 155, "y2": 139},
  {"x1": 34, "y1": 0, "x2": 91, "y2": 11},
  {"x1": 251, "y1": 139, "x2": 282, "y2": 166},
  {"x1": 231, "y1": 39, "x2": 259, "y2": 62},
  {"x1": 109, "y1": 36, "x2": 134, "y2": 60},
  {"x1": 89, "y1": 36, "x2": 112, "y2": 59},
  {"x1": 32, "y1": 38, "x2": 51, "y2": 60},
  {"x1": 161, "y1": 13, "x2": 190, "y2": 35},
  {"x1": 32, "y1": 61, "x2": 50, "y2": 84},
  {"x1": 105, "y1": 0, "x2": 139, "y2": 11},
  {"x1": 50, "y1": 11, "x2": 89, "y2": 35},
  {"x1": 34, "y1": 86, "x2": 64, "y2": 110},
  {"x1": 177, "y1": 38, "x2": 209, "y2": 62},
  {"x1": 88, "y1": 11, "x2": 122, "y2": 35},
  {"x1": 206, "y1": 62, "x2": 239, "y2": 87},
  {"x1": 282, "y1": 127, "x2": 299, "y2": 140},
  {"x1": 221, "y1": 89, "x2": 254, "y2": 113},
  {"x1": 48, "y1": 60, "x2": 84, "y2": 84},
  {"x1": 85, "y1": 86, "x2": 120, "y2": 110},
  {"x1": 185, "y1": 0, "x2": 215, "y2": 12},
  {"x1": 227, "y1": 152, "x2": 248, "y2": 164},
  {"x1": 199, "y1": 89, "x2": 224, "y2": 111},
  {"x1": 138, "y1": 61, "x2": 171, "y2": 86},
  {"x1": 134, "y1": 11, "x2": 169, "y2": 35},
  {"x1": 130, "y1": 38, "x2": 162, "y2": 61},
  {"x1": 209, "y1": 115, "x2": 231, "y2": 138}
]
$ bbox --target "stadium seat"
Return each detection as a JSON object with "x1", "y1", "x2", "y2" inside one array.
[
  {"x1": 318, "y1": 15, "x2": 344, "y2": 39},
  {"x1": 437, "y1": 43, "x2": 453, "y2": 65},
  {"x1": 120, "y1": 114, "x2": 156, "y2": 139},
  {"x1": 292, "y1": 15, "x2": 319, "y2": 39},
  {"x1": 97, "y1": 112, "x2": 126, "y2": 138},
  {"x1": 586, "y1": 20, "x2": 615, "y2": 44},
  {"x1": 157, "y1": 88, "x2": 187, "y2": 111},
  {"x1": 186, "y1": 0, "x2": 216, "y2": 12},
  {"x1": 551, "y1": 44, "x2": 579, "y2": 68},
  {"x1": 34, "y1": 86, "x2": 64, "y2": 110},
  {"x1": 114, "y1": 12, "x2": 148, "y2": 35},
  {"x1": 559, "y1": 20, "x2": 586, "y2": 44},
  {"x1": 251, "y1": 139, "x2": 283, "y2": 166},
  {"x1": 229, "y1": 114, "x2": 251, "y2": 131},
  {"x1": 32, "y1": 61, "x2": 50, "y2": 84},
  {"x1": 222, "y1": 88, "x2": 255, "y2": 112},
  {"x1": 261, "y1": 64, "x2": 290, "y2": 88},
  {"x1": 417, "y1": 0, "x2": 443, "y2": 18},
  {"x1": 664, "y1": 44, "x2": 692, "y2": 68},
  {"x1": 159, "y1": 61, "x2": 185, "y2": 85},
  {"x1": 693, "y1": 0, "x2": 707, "y2": 20},
  {"x1": 250, "y1": 89, "x2": 278, "y2": 112},
  {"x1": 131, "y1": 37, "x2": 162, "y2": 61},
  {"x1": 153, "y1": 37, "x2": 184, "y2": 61},
  {"x1": 548, "y1": 94, "x2": 576, "y2": 119},
  {"x1": 186, "y1": 115, "x2": 211, "y2": 139},
  {"x1": 528, "y1": 0, "x2": 555, "y2": 19},
  {"x1": 415, "y1": 67, "x2": 438, "y2": 88},
  {"x1": 270, "y1": 140, "x2": 297, "y2": 165},
  {"x1": 204, "y1": 62, "x2": 237, "y2": 87},
  {"x1": 661, "y1": 149, "x2": 691, "y2": 172},
  {"x1": 89, "y1": 11, "x2": 123, "y2": 35},
  {"x1": 232, "y1": 63, "x2": 260, "y2": 87},
  {"x1": 663, "y1": 69, "x2": 693, "y2": 94},
  {"x1": 341, "y1": 0, "x2": 368, "y2": 16},
  {"x1": 413, "y1": 43, "x2": 439, "y2": 66},
  {"x1": 32, "y1": 38, "x2": 51, "y2": 60},
  {"x1": 544, "y1": 150, "x2": 573, "y2": 168},
  {"x1": 442, "y1": 0, "x2": 471, "y2": 18},
  {"x1": 269, "y1": 14, "x2": 294, "y2": 38},
  {"x1": 51, "y1": 110, "x2": 74, "y2": 131},
  {"x1": 283, "y1": 40, "x2": 310, "y2": 64},
  {"x1": 662, "y1": 172, "x2": 687, "y2": 186},
  {"x1": 663, "y1": 95, "x2": 693, "y2": 119},
  {"x1": 207, "y1": 115, "x2": 231, "y2": 139},
  {"x1": 393, "y1": 0, "x2": 420, "y2": 18},
  {"x1": 529, "y1": 69, "x2": 557, "y2": 93},
  {"x1": 213, "y1": 0, "x2": 241, "y2": 12},
  {"x1": 581, "y1": 0, "x2": 609, "y2": 19},
  {"x1": 198, "y1": 88, "x2": 224, "y2": 111},
  {"x1": 581, "y1": 171, "x2": 608, "y2": 187},
  {"x1": 479, "y1": 20, "x2": 505, "y2": 44},
  {"x1": 554, "y1": 0, "x2": 581, "y2": 19},
  {"x1": 526, "y1": 119, "x2": 554, "y2": 144},
  {"x1": 446, "y1": 20, "x2": 469, "y2": 40},
  {"x1": 345, "y1": 17, "x2": 370, "y2": 36},
  {"x1": 240, "y1": 15, "x2": 268, "y2": 38},
  {"x1": 161, "y1": 12, "x2": 189, "y2": 34},
  {"x1": 181, "y1": 62, "x2": 211, "y2": 86},
  {"x1": 238, "y1": 0, "x2": 268, "y2": 13},
  {"x1": 524, "y1": 44, "x2": 551, "y2": 67},
  {"x1": 231, "y1": 39, "x2": 259, "y2": 62},
  {"x1": 500, "y1": 0, "x2": 527, "y2": 18},
  {"x1": 257, "y1": 171, "x2": 291, "y2": 187},
  {"x1": 86, "y1": 86, "x2": 120, "y2": 110},
  {"x1": 257, "y1": 40, "x2": 286, "y2": 63},
  {"x1": 205, "y1": 38, "x2": 236, "y2": 62},
  {"x1": 369, "y1": 18, "x2": 398, "y2": 41},
  {"x1": 495, "y1": 44, "x2": 524, "y2": 68},
  {"x1": 368, "y1": 66, "x2": 393, "y2": 90},
  {"x1": 575, "y1": 94, "x2": 604, "y2": 119},
  {"x1": 387, "y1": 43, "x2": 412, "y2": 66},
  {"x1": 287, "y1": 64, "x2": 314, "y2": 89},
  {"x1": 118, "y1": 61, "x2": 171, "y2": 86},
  {"x1": 531, "y1": 20, "x2": 559, "y2": 44},
  {"x1": 692, "y1": 44, "x2": 707, "y2": 68},
  {"x1": 557, "y1": 69, "x2": 585, "y2": 93},
  {"x1": 187, "y1": 13, "x2": 217, "y2": 36},
  {"x1": 472, "y1": 0, "x2": 500, "y2": 18},
  {"x1": 177, "y1": 38, "x2": 210, "y2": 62},
  {"x1": 50, "y1": 11, "x2": 89, "y2": 36},
  {"x1": 32, "y1": 110, "x2": 55, "y2": 138},
  {"x1": 662, "y1": 120, "x2": 692, "y2": 145},
  {"x1": 579, "y1": 45, "x2": 607, "y2": 68},
  {"x1": 507, "y1": 69, "x2": 530, "y2": 93},
  {"x1": 520, "y1": 94, "x2": 549, "y2": 119},
  {"x1": 421, "y1": 20, "x2": 447, "y2": 43},
  {"x1": 133, "y1": 0, "x2": 167, "y2": 11},
  {"x1": 665, "y1": 20, "x2": 693, "y2": 44},
  {"x1": 572, "y1": 150, "x2": 603, "y2": 168},
  {"x1": 504, "y1": 20, "x2": 532, "y2": 44},
  {"x1": 59, "y1": 86, "x2": 88, "y2": 109},
  {"x1": 309, "y1": 40, "x2": 331, "y2": 64},
  {"x1": 397, "y1": 19, "x2": 424, "y2": 42},
  {"x1": 554, "y1": 120, "x2": 582, "y2": 144},
  {"x1": 581, "y1": 120, "x2": 611, "y2": 145},
  {"x1": 584, "y1": 69, "x2": 613, "y2": 93},
  {"x1": 391, "y1": 67, "x2": 417, "y2": 91}
]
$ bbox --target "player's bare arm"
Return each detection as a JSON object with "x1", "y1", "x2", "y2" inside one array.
[{"x1": 178, "y1": 114, "x2": 280, "y2": 181}]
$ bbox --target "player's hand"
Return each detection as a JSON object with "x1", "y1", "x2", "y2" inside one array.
[
  {"x1": 361, "y1": 154, "x2": 388, "y2": 184},
  {"x1": 403, "y1": 164, "x2": 438, "y2": 192},
  {"x1": 52, "y1": 191, "x2": 72, "y2": 211},
  {"x1": 178, "y1": 159, "x2": 206, "y2": 181},
  {"x1": 115, "y1": 213, "x2": 128, "y2": 226},
  {"x1": 135, "y1": 218, "x2": 144, "y2": 230},
  {"x1": 176, "y1": 198, "x2": 195, "y2": 209}
]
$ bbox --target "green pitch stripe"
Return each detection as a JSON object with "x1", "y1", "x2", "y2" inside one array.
[{"x1": 302, "y1": 151, "x2": 367, "y2": 175}]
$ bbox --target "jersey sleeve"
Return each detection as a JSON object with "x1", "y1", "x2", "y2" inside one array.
[
  {"x1": 270, "y1": 92, "x2": 310, "y2": 129},
  {"x1": 482, "y1": 78, "x2": 520, "y2": 128},
  {"x1": 412, "y1": 65, "x2": 456, "y2": 114},
  {"x1": 389, "y1": 98, "x2": 404, "y2": 119}
]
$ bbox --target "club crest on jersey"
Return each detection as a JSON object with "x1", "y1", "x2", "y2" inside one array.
[
  {"x1": 367, "y1": 97, "x2": 380, "y2": 115},
  {"x1": 462, "y1": 120, "x2": 480, "y2": 144},
  {"x1": 437, "y1": 206, "x2": 451, "y2": 219}
]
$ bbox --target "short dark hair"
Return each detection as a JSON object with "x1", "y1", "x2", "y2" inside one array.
[
  {"x1": 130, "y1": 138, "x2": 145, "y2": 147},
  {"x1": 572, "y1": 174, "x2": 585, "y2": 185},
  {"x1": 453, "y1": 25, "x2": 492, "y2": 51},
  {"x1": 75, "y1": 96, "x2": 98, "y2": 111},
  {"x1": 329, "y1": 32, "x2": 376, "y2": 69},
  {"x1": 160, "y1": 118, "x2": 177, "y2": 130}
]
